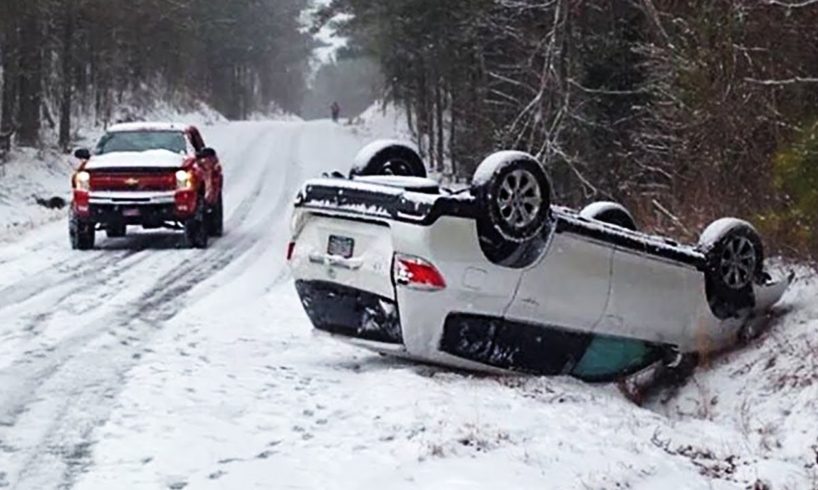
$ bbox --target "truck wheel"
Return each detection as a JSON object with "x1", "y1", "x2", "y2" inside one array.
[
  {"x1": 580, "y1": 201, "x2": 637, "y2": 230},
  {"x1": 185, "y1": 196, "x2": 209, "y2": 249},
  {"x1": 207, "y1": 193, "x2": 224, "y2": 237},
  {"x1": 106, "y1": 222, "x2": 127, "y2": 238},
  {"x1": 69, "y1": 211, "x2": 95, "y2": 250},
  {"x1": 472, "y1": 151, "x2": 551, "y2": 243},
  {"x1": 350, "y1": 140, "x2": 426, "y2": 178},
  {"x1": 699, "y1": 218, "x2": 763, "y2": 319}
]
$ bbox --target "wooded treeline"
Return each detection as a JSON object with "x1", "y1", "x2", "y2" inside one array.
[
  {"x1": 326, "y1": 0, "x2": 818, "y2": 255},
  {"x1": 0, "y1": 0, "x2": 312, "y2": 149}
]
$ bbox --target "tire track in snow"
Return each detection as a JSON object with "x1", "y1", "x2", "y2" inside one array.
[
  {"x1": 190, "y1": 124, "x2": 306, "y2": 293},
  {"x1": 0, "y1": 250, "x2": 140, "y2": 313}
]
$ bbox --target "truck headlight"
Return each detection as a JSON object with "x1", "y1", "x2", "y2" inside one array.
[
  {"x1": 74, "y1": 171, "x2": 91, "y2": 191},
  {"x1": 176, "y1": 170, "x2": 193, "y2": 190}
]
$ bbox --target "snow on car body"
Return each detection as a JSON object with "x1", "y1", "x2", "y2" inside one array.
[
  {"x1": 288, "y1": 142, "x2": 789, "y2": 381},
  {"x1": 69, "y1": 122, "x2": 224, "y2": 249}
]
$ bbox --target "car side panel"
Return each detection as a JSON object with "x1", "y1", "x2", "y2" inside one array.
[
  {"x1": 505, "y1": 231, "x2": 613, "y2": 333},
  {"x1": 602, "y1": 248, "x2": 709, "y2": 348},
  {"x1": 391, "y1": 216, "x2": 525, "y2": 358}
]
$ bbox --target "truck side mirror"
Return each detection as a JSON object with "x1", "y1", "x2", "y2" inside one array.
[
  {"x1": 197, "y1": 147, "x2": 217, "y2": 159},
  {"x1": 74, "y1": 148, "x2": 91, "y2": 160}
]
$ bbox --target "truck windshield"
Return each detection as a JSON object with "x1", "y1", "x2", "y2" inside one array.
[{"x1": 96, "y1": 131, "x2": 188, "y2": 155}]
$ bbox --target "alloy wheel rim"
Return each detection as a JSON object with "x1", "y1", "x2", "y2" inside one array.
[
  {"x1": 497, "y1": 169, "x2": 542, "y2": 230},
  {"x1": 719, "y1": 236, "x2": 756, "y2": 289}
]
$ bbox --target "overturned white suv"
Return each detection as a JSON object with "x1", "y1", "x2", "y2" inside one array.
[{"x1": 288, "y1": 141, "x2": 789, "y2": 381}]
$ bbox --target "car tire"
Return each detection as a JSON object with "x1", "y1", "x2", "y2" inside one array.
[
  {"x1": 699, "y1": 218, "x2": 763, "y2": 319},
  {"x1": 105, "y1": 222, "x2": 127, "y2": 238},
  {"x1": 69, "y1": 211, "x2": 95, "y2": 250},
  {"x1": 350, "y1": 141, "x2": 426, "y2": 178},
  {"x1": 472, "y1": 151, "x2": 552, "y2": 244},
  {"x1": 185, "y1": 195, "x2": 209, "y2": 249},
  {"x1": 580, "y1": 201, "x2": 637, "y2": 230},
  {"x1": 208, "y1": 193, "x2": 224, "y2": 237}
]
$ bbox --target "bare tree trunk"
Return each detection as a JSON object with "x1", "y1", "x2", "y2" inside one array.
[
  {"x1": 59, "y1": 1, "x2": 75, "y2": 151},
  {"x1": 59, "y1": 61, "x2": 73, "y2": 148},
  {"x1": 404, "y1": 99, "x2": 414, "y2": 136},
  {"x1": 435, "y1": 81, "x2": 444, "y2": 173},
  {"x1": 1, "y1": 28, "x2": 19, "y2": 140},
  {"x1": 448, "y1": 90, "x2": 457, "y2": 178},
  {"x1": 17, "y1": 7, "x2": 43, "y2": 147}
]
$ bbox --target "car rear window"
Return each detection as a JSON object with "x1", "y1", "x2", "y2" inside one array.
[{"x1": 96, "y1": 131, "x2": 188, "y2": 155}]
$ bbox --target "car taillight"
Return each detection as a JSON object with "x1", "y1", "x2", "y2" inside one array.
[
  {"x1": 393, "y1": 254, "x2": 446, "y2": 291},
  {"x1": 286, "y1": 241, "x2": 296, "y2": 261}
]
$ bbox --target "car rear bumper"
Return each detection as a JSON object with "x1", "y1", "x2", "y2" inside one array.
[{"x1": 294, "y1": 280, "x2": 403, "y2": 344}]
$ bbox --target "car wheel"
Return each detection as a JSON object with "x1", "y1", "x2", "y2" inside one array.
[
  {"x1": 69, "y1": 211, "x2": 95, "y2": 250},
  {"x1": 350, "y1": 140, "x2": 426, "y2": 178},
  {"x1": 472, "y1": 151, "x2": 552, "y2": 244},
  {"x1": 185, "y1": 195, "x2": 209, "y2": 249},
  {"x1": 699, "y1": 218, "x2": 763, "y2": 319},
  {"x1": 580, "y1": 201, "x2": 637, "y2": 231},
  {"x1": 208, "y1": 193, "x2": 224, "y2": 237},
  {"x1": 105, "y1": 222, "x2": 126, "y2": 238}
]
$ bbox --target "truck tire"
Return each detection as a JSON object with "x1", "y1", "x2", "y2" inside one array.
[
  {"x1": 208, "y1": 193, "x2": 224, "y2": 237},
  {"x1": 699, "y1": 218, "x2": 763, "y2": 319},
  {"x1": 69, "y1": 211, "x2": 95, "y2": 250},
  {"x1": 185, "y1": 195, "x2": 209, "y2": 249}
]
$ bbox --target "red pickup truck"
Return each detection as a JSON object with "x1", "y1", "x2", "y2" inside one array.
[{"x1": 69, "y1": 122, "x2": 224, "y2": 249}]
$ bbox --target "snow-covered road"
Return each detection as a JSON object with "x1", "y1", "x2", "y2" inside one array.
[{"x1": 0, "y1": 120, "x2": 815, "y2": 490}]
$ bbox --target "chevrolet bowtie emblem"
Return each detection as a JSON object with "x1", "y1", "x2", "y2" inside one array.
[{"x1": 125, "y1": 178, "x2": 139, "y2": 187}]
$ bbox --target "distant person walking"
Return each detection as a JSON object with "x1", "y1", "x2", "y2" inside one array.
[{"x1": 331, "y1": 101, "x2": 341, "y2": 123}]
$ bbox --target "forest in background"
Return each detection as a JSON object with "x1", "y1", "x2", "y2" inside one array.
[
  {"x1": 0, "y1": 0, "x2": 313, "y2": 150},
  {"x1": 322, "y1": 0, "x2": 818, "y2": 257},
  {"x1": 3, "y1": 0, "x2": 818, "y2": 257}
]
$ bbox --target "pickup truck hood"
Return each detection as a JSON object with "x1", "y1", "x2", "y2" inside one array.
[{"x1": 84, "y1": 150, "x2": 188, "y2": 170}]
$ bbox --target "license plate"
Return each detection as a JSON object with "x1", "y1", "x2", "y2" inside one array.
[
  {"x1": 122, "y1": 208, "x2": 140, "y2": 217},
  {"x1": 328, "y1": 235, "x2": 354, "y2": 259}
]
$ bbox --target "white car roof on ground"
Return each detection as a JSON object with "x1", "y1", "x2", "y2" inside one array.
[{"x1": 106, "y1": 122, "x2": 191, "y2": 133}]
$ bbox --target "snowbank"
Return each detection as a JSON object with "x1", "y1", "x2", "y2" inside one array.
[
  {"x1": 349, "y1": 103, "x2": 414, "y2": 142},
  {"x1": 0, "y1": 147, "x2": 73, "y2": 238},
  {"x1": 649, "y1": 265, "x2": 818, "y2": 488}
]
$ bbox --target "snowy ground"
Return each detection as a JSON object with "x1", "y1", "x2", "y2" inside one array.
[{"x1": 0, "y1": 113, "x2": 816, "y2": 490}]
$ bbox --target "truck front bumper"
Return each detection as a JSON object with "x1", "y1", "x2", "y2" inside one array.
[{"x1": 73, "y1": 190, "x2": 197, "y2": 225}]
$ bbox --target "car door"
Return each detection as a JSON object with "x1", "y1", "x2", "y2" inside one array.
[
  {"x1": 603, "y1": 245, "x2": 706, "y2": 347},
  {"x1": 505, "y1": 229, "x2": 613, "y2": 332}
]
